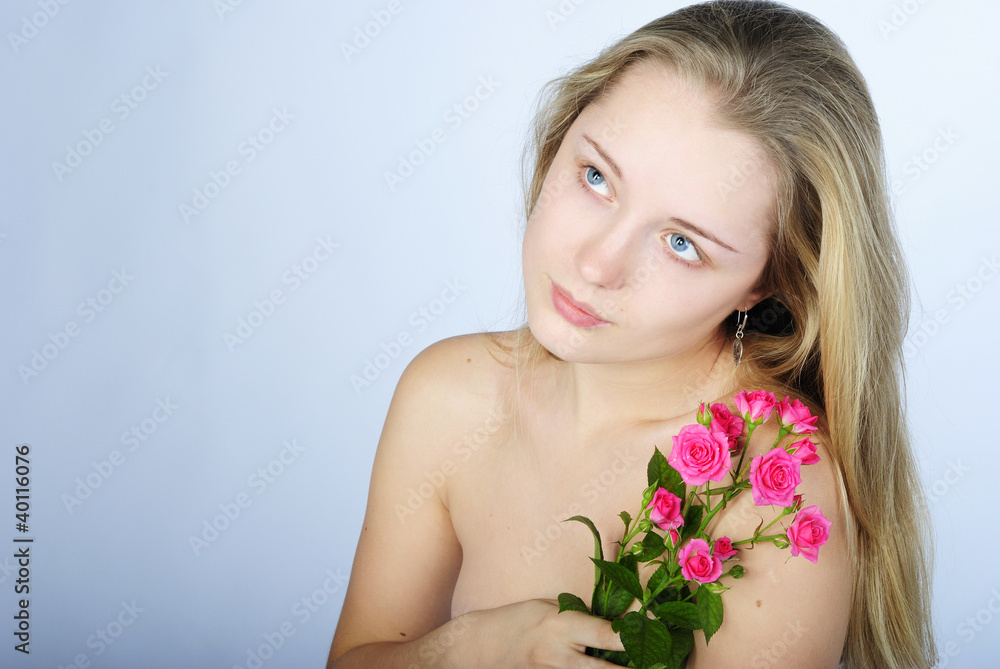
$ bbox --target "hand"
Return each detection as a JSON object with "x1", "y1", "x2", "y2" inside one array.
[{"x1": 457, "y1": 598, "x2": 626, "y2": 668}]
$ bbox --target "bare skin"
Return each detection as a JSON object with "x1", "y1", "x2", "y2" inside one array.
[{"x1": 329, "y1": 61, "x2": 851, "y2": 668}]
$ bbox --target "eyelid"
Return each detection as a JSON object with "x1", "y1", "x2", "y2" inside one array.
[
  {"x1": 581, "y1": 146, "x2": 617, "y2": 186},
  {"x1": 664, "y1": 232, "x2": 706, "y2": 267},
  {"x1": 578, "y1": 162, "x2": 615, "y2": 201}
]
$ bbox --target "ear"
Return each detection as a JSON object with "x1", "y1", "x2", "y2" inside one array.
[{"x1": 739, "y1": 287, "x2": 771, "y2": 313}]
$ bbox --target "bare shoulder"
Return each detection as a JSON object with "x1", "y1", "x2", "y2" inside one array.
[
  {"x1": 371, "y1": 331, "x2": 518, "y2": 513},
  {"x1": 396, "y1": 331, "x2": 514, "y2": 412},
  {"x1": 327, "y1": 332, "x2": 516, "y2": 663},
  {"x1": 692, "y1": 413, "x2": 851, "y2": 668}
]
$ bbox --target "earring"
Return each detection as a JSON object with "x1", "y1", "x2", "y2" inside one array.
[{"x1": 733, "y1": 310, "x2": 748, "y2": 367}]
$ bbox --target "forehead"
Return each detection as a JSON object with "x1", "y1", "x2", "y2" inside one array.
[{"x1": 571, "y1": 60, "x2": 777, "y2": 242}]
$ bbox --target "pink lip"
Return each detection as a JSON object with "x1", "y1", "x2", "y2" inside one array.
[{"x1": 550, "y1": 280, "x2": 610, "y2": 328}]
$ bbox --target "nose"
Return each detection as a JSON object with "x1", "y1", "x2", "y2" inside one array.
[{"x1": 574, "y1": 213, "x2": 638, "y2": 291}]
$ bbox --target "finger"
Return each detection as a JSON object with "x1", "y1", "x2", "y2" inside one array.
[{"x1": 559, "y1": 611, "x2": 627, "y2": 653}]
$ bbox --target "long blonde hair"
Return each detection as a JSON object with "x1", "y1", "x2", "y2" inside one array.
[{"x1": 489, "y1": 2, "x2": 936, "y2": 667}]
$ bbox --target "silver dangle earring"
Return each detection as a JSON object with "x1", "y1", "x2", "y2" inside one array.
[{"x1": 733, "y1": 310, "x2": 748, "y2": 367}]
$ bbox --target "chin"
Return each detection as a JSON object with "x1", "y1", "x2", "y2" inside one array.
[{"x1": 526, "y1": 313, "x2": 578, "y2": 362}]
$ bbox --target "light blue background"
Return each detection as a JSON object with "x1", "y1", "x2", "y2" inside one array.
[{"x1": 0, "y1": 1, "x2": 996, "y2": 667}]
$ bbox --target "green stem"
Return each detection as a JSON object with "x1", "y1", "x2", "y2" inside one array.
[
  {"x1": 731, "y1": 532, "x2": 788, "y2": 547},
  {"x1": 753, "y1": 506, "x2": 793, "y2": 538},
  {"x1": 734, "y1": 420, "x2": 758, "y2": 482}
]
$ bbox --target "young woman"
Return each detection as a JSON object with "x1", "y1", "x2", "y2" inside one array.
[{"x1": 328, "y1": 2, "x2": 936, "y2": 667}]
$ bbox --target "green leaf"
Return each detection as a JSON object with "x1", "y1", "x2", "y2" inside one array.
[
  {"x1": 620, "y1": 552, "x2": 640, "y2": 577},
  {"x1": 592, "y1": 558, "x2": 644, "y2": 600},
  {"x1": 652, "y1": 585, "x2": 679, "y2": 606},
  {"x1": 619, "y1": 611, "x2": 673, "y2": 669},
  {"x1": 647, "y1": 447, "x2": 685, "y2": 500},
  {"x1": 620, "y1": 510, "x2": 632, "y2": 530},
  {"x1": 557, "y1": 592, "x2": 590, "y2": 614},
  {"x1": 594, "y1": 577, "x2": 635, "y2": 619},
  {"x1": 646, "y1": 563, "x2": 671, "y2": 599},
  {"x1": 566, "y1": 515, "x2": 603, "y2": 586},
  {"x1": 649, "y1": 601, "x2": 702, "y2": 630},
  {"x1": 587, "y1": 647, "x2": 632, "y2": 666},
  {"x1": 695, "y1": 586, "x2": 724, "y2": 645},
  {"x1": 666, "y1": 628, "x2": 694, "y2": 669},
  {"x1": 701, "y1": 581, "x2": 729, "y2": 594},
  {"x1": 565, "y1": 515, "x2": 603, "y2": 562},
  {"x1": 647, "y1": 447, "x2": 666, "y2": 487},
  {"x1": 680, "y1": 504, "x2": 704, "y2": 543},
  {"x1": 633, "y1": 531, "x2": 667, "y2": 562}
]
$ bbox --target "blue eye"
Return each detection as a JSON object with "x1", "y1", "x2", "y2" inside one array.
[
  {"x1": 583, "y1": 166, "x2": 611, "y2": 198},
  {"x1": 667, "y1": 233, "x2": 701, "y2": 262}
]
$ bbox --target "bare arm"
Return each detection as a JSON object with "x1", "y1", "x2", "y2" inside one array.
[
  {"x1": 328, "y1": 338, "x2": 469, "y2": 667},
  {"x1": 691, "y1": 426, "x2": 851, "y2": 668},
  {"x1": 328, "y1": 335, "x2": 627, "y2": 668}
]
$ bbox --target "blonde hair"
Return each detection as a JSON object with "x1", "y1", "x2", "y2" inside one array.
[{"x1": 489, "y1": 2, "x2": 936, "y2": 667}]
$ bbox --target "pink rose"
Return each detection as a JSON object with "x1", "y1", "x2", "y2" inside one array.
[
  {"x1": 789, "y1": 438, "x2": 820, "y2": 465},
  {"x1": 749, "y1": 447, "x2": 802, "y2": 506},
  {"x1": 669, "y1": 529, "x2": 680, "y2": 545},
  {"x1": 668, "y1": 424, "x2": 732, "y2": 486},
  {"x1": 713, "y1": 536, "x2": 738, "y2": 561},
  {"x1": 777, "y1": 397, "x2": 819, "y2": 434},
  {"x1": 710, "y1": 403, "x2": 745, "y2": 452},
  {"x1": 787, "y1": 505, "x2": 831, "y2": 563},
  {"x1": 678, "y1": 538, "x2": 723, "y2": 583},
  {"x1": 733, "y1": 390, "x2": 777, "y2": 422},
  {"x1": 646, "y1": 488, "x2": 684, "y2": 531}
]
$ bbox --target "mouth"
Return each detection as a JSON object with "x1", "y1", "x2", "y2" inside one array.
[{"x1": 550, "y1": 280, "x2": 611, "y2": 328}]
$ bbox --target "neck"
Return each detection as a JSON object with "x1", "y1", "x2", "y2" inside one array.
[{"x1": 552, "y1": 333, "x2": 737, "y2": 442}]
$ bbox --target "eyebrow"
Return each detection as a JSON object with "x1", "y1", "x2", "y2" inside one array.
[
  {"x1": 582, "y1": 133, "x2": 623, "y2": 180},
  {"x1": 582, "y1": 132, "x2": 740, "y2": 255},
  {"x1": 671, "y1": 217, "x2": 739, "y2": 254}
]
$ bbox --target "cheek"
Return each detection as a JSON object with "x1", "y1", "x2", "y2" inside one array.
[{"x1": 626, "y1": 268, "x2": 718, "y2": 319}]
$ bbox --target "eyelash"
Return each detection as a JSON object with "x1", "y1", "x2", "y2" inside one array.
[
  {"x1": 577, "y1": 163, "x2": 612, "y2": 201},
  {"x1": 575, "y1": 162, "x2": 705, "y2": 268}
]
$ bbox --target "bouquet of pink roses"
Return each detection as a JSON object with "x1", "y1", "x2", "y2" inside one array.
[{"x1": 558, "y1": 391, "x2": 831, "y2": 669}]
